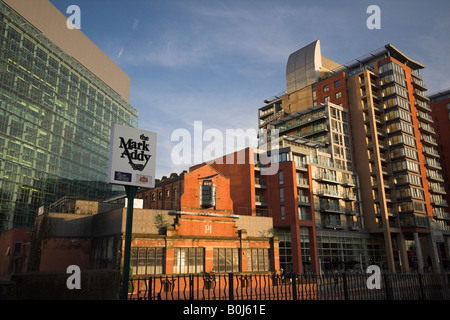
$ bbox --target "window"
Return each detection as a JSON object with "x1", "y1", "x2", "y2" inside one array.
[
  {"x1": 200, "y1": 179, "x2": 215, "y2": 208},
  {"x1": 334, "y1": 80, "x2": 341, "y2": 88},
  {"x1": 278, "y1": 153, "x2": 288, "y2": 162},
  {"x1": 388, "y1": 133, "x2": 416, "y2": 148},
  {"x1": 278, "y1": 171, "x2": 284, "y2": 185},
  {"x1": 131, "y1": 247, "x2": 164, "y2": 275},
  {"x1": 13, "y1": 242, "x2": 22, "y2": 257},
  {"x1": 335, "y1": 92, "x2": 342, "y2": 99},
  {"x1": 247, "y1": 249, "x2": 270, "y2": 271},
  {"x1": 324, "y1": 96, "x2": 330, "y2": 102},
  {"x1": 213, "y1": 248, "x2": 239, "y2": 272},
  {"x1": 280, "y1": 205, "x2": 285, "y2": 220},
  {"x1": 279, "y1": 188, "x2": 284, "y2": 203},
  {"x1": 323, "y1": 84, "x2": 329, "y2": 92},
  {"x1": 298, "y1": 206, "x2": 309, "y2": 220},
  {"x1": 174, "y1": 248, "x2": 204, "y2": 274}
]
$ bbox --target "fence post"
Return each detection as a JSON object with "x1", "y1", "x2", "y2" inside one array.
[
  {"x1": 384, "y1": 274, "x2": 392, "y2": 300},
  {"x1": 149, "y1": 276, "x2": 153, "y2": 301},
  {"x1": 229, "y1": 273, "x2": 234, "y2": 300},
  {"x1": 445, "y1": 274, "x2": 450, "y2": 300},
  {"x1": 292, "y1": 274, "x2": 298, "y2": 300},
  {"x1": 418, "y1": 273, "x2": 425, "y2": 300},
  {"x1": 340, "y1": 273, "x2": 348, "y2": 300},
  {"x1": 189, "y1": 274, "x2": 194, "y2": 300}
]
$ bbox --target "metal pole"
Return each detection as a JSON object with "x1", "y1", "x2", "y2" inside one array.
[{"x1": 122, "y1": 185, "x2": 138, "y2": 300}]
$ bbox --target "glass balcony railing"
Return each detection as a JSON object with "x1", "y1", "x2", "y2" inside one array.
[{"x1": 297, "y1": 195, "x2": 311, "y2": 205}]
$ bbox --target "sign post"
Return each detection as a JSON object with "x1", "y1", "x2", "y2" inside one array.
[
  {"x1": 107, "y1": 124, "x2": 157, "y2": 300},
  {"x1": 122, "y1": 185, "x2": 137, "y2": 300}
]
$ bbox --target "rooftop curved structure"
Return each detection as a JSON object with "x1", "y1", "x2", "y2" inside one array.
[{"x1": 286, "y1": 40, "x2": 322, "y2": 94}]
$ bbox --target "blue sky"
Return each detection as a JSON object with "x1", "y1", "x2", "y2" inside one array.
[{"x1": 50, "y1": 0, "x2": 450, "y2": 178}]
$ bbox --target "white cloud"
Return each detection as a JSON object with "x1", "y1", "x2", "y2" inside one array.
[
  {"x1": 132, "y1": 18, "x2": 139, "y2": 30},
  {"x1": 117, "y1": 46, "x2": 124, "y2": 59}
]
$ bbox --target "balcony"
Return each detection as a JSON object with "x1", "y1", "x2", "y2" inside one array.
[
  {"x1": 372, "y1": 92, "x2": 382, "y2": 102},
  {"x1": 314, "y1": 173, "x2": 341, "y2": 184},
  {"x1": 429, "y1": 186, "x2": 446, "y2": 195},
  {"x1": 364, "y1": 114, "x2": 385, "y2": 126},
  {"x1": 418, "y1": 123, "x2": 436, "y2": 135},
  {"x1": 323, "y1": 221, "x2": 344, "y2": 230},
  {"x1": 421, "y1": 135, "x2": 438, "y2": 146},
  {"x1": 377, "y1": 129, "x2": 387, "y2": 138},
  {"x1": 431, "y1": 197, "x2": 448, "y2": 207},
  {"x1": 259, "y1": 107, "x2": 275, "y2": 119},
  {"x1": 319, "y1": 203, "x2": 346, "y2": 213},
  {"x1": 415, "y1": 100, "x2": 432, "y2": 112},
  {"x1": 298, "y1": 195, "x2": 311, "y2": 206},
  {"x1": 414, "y1": 89, "x2": 430, "y2": 102},
  {"x1": 433, "y1": 219, "x2": 450, "y2": 232},
  {"x1": 259, "y1": 110, "x2": 287, "y2": 126},
  {"x1": 296, "y1": 177, "x2": 309, "y2": 188},
  {"x1": 345, "y1": 207, "x2": 359, "y2": 216},
  {"x1": 411, "y1": 77, "x2": 428, "y2": 91},
  {"x1": 276, "y1": 111, "x2": 327, "y2": 133},
  {"x1": 425, "y1": 159, "x2": 442, "y2": 170},
  {"x1": 347, "y1": 222, "x2": 361, "y2": 231},
  {"x1": 400, "y1": 213, "x2": 429, "y2": 229},
  {"x1": 433, "y1": 208, "x2": 450, "y2": 220},
  {"x1": 427, "y1": 170, "x2": 444, "y2": 182},
  {"x1": 254, "y1": 177, "x2": 267, "y2": 188},
  {"x1": 384, "y1": 180, "x2": 395, "y2": 189},
  {"x1": 343, "y1": 192, "x2": 357, "y2": 201},
  {"x1": 417, "y1": 111, "x2": 433, "y2": 124},
  {"x1": 315, "y1": 189, "x2": 344, "y2": 199},
  {"x1": 298, "y1": 123, "x2": 328, "y2": 138},
  {"x1": 422, "y1": 146, "x2": 440, "y2": 158},
  {"x1": 342, "y1": 177, "x2": 356, "y2": 187},
  {"x1": 255, "y1": 195, "x2": 268, "y2": 206}
]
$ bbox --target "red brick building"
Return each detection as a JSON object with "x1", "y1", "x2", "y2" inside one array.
[
  {"x1": 138, "y1": 147, "x2": 320, "y2": 274},
  {"x1": 135, "y1": 152, "x2": 279, "y2": 275},
  {"x1": 0, "y1": 228, "x2": 30, "y2": 280}
]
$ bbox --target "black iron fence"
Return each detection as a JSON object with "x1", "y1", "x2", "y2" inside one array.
[{"x1": 124, "y1": 272, "x2": 450, "y2": 300}]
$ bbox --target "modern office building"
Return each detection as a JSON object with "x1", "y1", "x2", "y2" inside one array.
[
  {"x1": 258, "y1": 40, "x2": 449, "y2": 273},
  {"x1": 0, "y1": 0, "x2": 138, "y2": 232}
]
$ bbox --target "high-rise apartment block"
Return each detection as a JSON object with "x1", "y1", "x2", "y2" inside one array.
[
  {"x1": 259, "y1": 40, "x2": 449, "y2": 273},
  {"x1": 0, "y1": 0, "x2": 138, "y2": 231},
  {"x1": 430, "y1": 89, "x2": 450, "y2": 232}
]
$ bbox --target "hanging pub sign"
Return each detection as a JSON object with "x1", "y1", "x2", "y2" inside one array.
[{"x1": 108, "y1": 124, "x2": 157, "y2": 188}]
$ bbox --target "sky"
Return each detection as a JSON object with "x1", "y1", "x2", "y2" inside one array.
[{"x1": 49, "y1": 0, "x2": 450, "y2": 178}]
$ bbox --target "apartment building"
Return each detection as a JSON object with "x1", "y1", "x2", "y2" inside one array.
[
  {"x1": 0, "y1": 0, "x2": 138, "y2": 232},
  {"x1": 260, "y1": 107, "x2": 383, "y2": 274},
  {"x1": 258, "y1": 40, "x2": 449, "y2": 273},
  {"x1": 430, "y1": 89, "x2": 450, "y2": 266}
]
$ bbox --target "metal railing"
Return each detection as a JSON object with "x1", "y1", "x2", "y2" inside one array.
[{"x1": 124, "y1": 272, "x2": 450, "y2": 301}]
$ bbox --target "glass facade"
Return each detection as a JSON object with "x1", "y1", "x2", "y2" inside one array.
[
  {"x1": 0, "y1": 2, "x2": 138, "y2": 231},
  {"x1": 317, "y1": 231, "x2": 386, "y2": 272},
  {"x1": 275, "y1": 228, "x2": 386, "y2": 273}
]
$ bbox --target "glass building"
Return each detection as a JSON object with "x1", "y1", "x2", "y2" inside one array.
[{"x1": 0, "y1": 1, "x2": 138, "y2": 231}]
